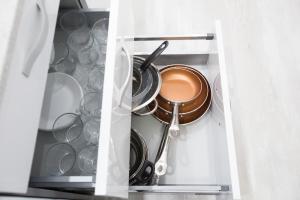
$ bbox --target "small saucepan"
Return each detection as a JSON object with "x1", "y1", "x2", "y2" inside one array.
[{"x1": 132, "y1": 41, "x2": 168, "y2": 116}]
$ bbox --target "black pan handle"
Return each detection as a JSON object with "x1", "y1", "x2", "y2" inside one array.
[
  {"x1": 133, "y1": 160, "x2": 155, "y2": 185},
  {"x1": 140, "y1": 41, "x2": 169, "y2": 72}
]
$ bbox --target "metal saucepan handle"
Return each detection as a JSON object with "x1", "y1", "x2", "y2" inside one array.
[
  {"x1": 140, "y1": 41, "x2": 169, "y2": 72},
  {"x1": 23, "y1": 0, "x2": 49, "y2": 77},
  {"x1": 169, "y1": 102, "x2": 180, "y2": 137},
  {"x1": 154, "y1": 103, "x2": 180, "y2": 177},
  {"x1": 154, "y1": 129, "x2": 171, "y2": 177},
  {"x1": 133, "y1": 160, "x2": 155, "y2": 185},
  {"x1": 133, "y1": 99, "x2": 158, "y2": 116}
]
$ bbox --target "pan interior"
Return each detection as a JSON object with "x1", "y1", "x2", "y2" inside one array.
[{"x1": 160, "y1": 68, "x2": 201, "y2": 102}]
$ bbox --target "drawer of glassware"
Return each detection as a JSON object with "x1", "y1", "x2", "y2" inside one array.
[
  {"x1": 31, "y1": 8, "x2": 108, "y2": 175},
  {"x1": 29, "y1": 5, "x2": 135, "y2": 198}
]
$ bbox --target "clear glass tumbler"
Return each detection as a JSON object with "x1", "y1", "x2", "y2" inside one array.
[
  {"x1": 49, "y1": 42, "x2": 76, "y2": 75},
  {"x1": 92, "y1": 18, "x2": 109, "y2": 45},
  {"x1": 80, "y1": 92, "x2": 102, "y2": 119},
  {"x1": 52, "y1": 113, "x2": 83, "y2": 143},
  {"x1": 60, "y1": 10, "x2": 88, "y2": 33},
  {"x1": 46, "y1": 143, "x2": 76, "y2": 176},
  {"x1": 77, "y1": 145, "x2": 98, "y2": 175},
  {"x1": 83, "y1": 118, "x2": 100, "y2": 145},
  {"x1": 87, "y1": 67, "x2": 104, "y2": 92},
  {"x1": 67, "y1": 30, "x2": 99, "y2": 66}
]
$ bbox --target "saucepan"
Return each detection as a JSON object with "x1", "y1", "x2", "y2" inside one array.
[
  {"x1": 132, "y1": 41, "x2": 168, "y2": 116},
  {"x1": 129, "y1": 129, "x2": 154, "y2": 185}
]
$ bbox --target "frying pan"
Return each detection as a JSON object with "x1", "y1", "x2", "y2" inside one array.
[
  {"x1": 149, "y1": 87, "x2": 211, "y2": 124},
  {"x1": 156, "y1": 65, "x2": 209, "y2": 113},
  {"x1": 153, "y1": 66, "x2": 204, "y2": 177},
  {"x1": 157, "y1": 66, "x2": 203, "y2": 135}
]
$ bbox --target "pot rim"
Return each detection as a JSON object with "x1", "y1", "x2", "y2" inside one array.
[
  {"x1": 152, "y1": 91, "x2": 212, "y2": 126},
  {"x1": 129, "y1": 129, "x2": 149, "y2": 180},
  {"x1": 158, "y1": 66, "x2": 203, "y2": 104},
  {"x1": 158, "y1": 64, "x2": 211, "y2": 113},
  {"x1": 132, "y1": 56, "x2": 162, "y2": 112}
]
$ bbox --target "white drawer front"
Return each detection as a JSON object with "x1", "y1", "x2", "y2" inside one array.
[
  {"x1": 95, "y1": 0, "x2": 134, "y2": 198},
  {"x1": 0, "y1": 0, "x2": 59, "y2": 194}
]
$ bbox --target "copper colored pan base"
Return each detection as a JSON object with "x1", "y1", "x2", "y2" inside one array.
[
  {"x1": 151, "y1": 65, "x2": 212, "y2": 125},
  {"x1": 150, "y1": 89, "x2": 211, "y2": 125}
]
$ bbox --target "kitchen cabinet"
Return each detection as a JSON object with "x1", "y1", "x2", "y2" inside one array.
[{"x1": 0, "y1": 0, "x2": 240, "y2": 199}]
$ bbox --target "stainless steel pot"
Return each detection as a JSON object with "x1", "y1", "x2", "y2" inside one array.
[{"x1": 132, "y1": 56, "x2": 161, "y2": 116}]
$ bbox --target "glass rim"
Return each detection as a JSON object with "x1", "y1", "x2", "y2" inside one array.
[
  {"x1": 51, "y1": 42, "x2": 70, "y2": 65},
  {"x1": 91, "y1": 18, "x2": 109, "y2": 32},
  {"x1": 52, "y1": 112, "x2": 83, "y2": 143},
  {"x1": 59, "y1": 10, "x2": 88, "y2": 32},
  {"x1": 46, "y1": 142, "x2": 77, "y2": 176},
  {"x1": 77, "y1": 144, "x2": 98, "y2": 173},
  {"x1": 80, "y1": 92, "x2": 102, "y2": 111},
  {"x1": 66, "y1": 29, "x2": 95, "y2": 51}
]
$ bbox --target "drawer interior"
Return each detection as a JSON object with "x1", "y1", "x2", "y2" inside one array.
[
  {"x1": 129, "y1": 53, "x2": 232, "y2": 193},
  {"x1": 30, "y1": 9, "x2": 109, "y2": 194}
]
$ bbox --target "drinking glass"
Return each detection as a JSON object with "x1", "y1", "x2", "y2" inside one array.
[
  {"x1": 87, "y1": 68, "x2": 104, "y2": 92},
  {"x1": 80, "y1": 92, "x2": 102, "y2": 119},
  {"x1": 72, "y1": 65, "x2": 90, "y2": 92},
  {"x1": 67, "y1": 30, "x2": 98, "y2": 66},
  {"x1": 46, "y1": 143, "x2": 76, "y2": 176},
  {"x1": 93, "y1": 40, "x2": 107, "y2": 66},
  {"x1": 60, "y1": 10, "x2": 88, "y2": 33},
  {"x1": 83, "y1": 118, "x2": 100, "y2": 145},
  {"x1": 52, "y1": 113, "x2": 83, "y2": 143},
  {"x1": 92, "y1": 18, "x2": 109, "y2": 45},
  {"x1": 92, "y1": 19, "x2": 108, "y2": 65},
  {"x1": 50, "y1": 42, "x2": 76, "y2": 75},
  {"x1": 77, "y1": 145, "x2": 98, "y2": 175}
]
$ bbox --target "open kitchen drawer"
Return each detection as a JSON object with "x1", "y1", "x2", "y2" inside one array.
[
  {"x1": 0, "y1": 0, "x2": 239, "y2": 200},
  {"x1": 29, "y1": 24, "x2": 240, "y2": 200},
  {"x1": 129, "y1": 23, "x2": 240, "y2": 200},
  {"x1": 0, "y1": 0, "x2": 134, "y2": 199}
]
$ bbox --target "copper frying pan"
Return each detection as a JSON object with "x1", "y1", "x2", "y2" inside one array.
[
  {"x1": 154, "y1": 66, "x2": 203, "y2": 177},
  {"x1": 157, "y1": 65, "x2": 209, "y2": 113},
  {"x1": 149, "y1": 87, "x2": 211, "y2": 124},
  {"x1": 158, "y1": 66, "x2": 203, "y2": 135}
]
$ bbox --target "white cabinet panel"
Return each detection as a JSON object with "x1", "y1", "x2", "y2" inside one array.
[
  {"x1": 215, "y1": 21, "x2": 241, "y2": 200},
  {"x1": 0, "y1": 0, "x2": 59, "y2": 193},
  {"x1": 95, "y1": 0, "x2": 134, "y2": 198}
]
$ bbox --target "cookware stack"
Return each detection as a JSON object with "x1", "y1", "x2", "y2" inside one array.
[{"x1": 129, "y1": 41, "x2": 212, "y2": 185}]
